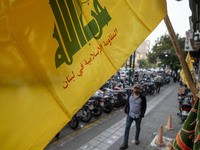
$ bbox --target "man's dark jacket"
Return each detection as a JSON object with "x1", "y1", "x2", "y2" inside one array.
[{"x1": 124, "y1": 93, "x2": 147, "y2": 118}]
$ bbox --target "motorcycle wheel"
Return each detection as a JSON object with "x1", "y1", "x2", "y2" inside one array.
[
  {"x1": 141, "y1": 88, "x2": 148, "y2": 96},
  {"x1": 68, "y1": 115, "x2": 79, "y2": 129},
  {"x1": 93, "y1": 106, "x2": 103, "y2": 117},
  {"x1": 121, "y1": 100, "x2": 126, "y2": 106},
  {"x1": 114, "y1": 96, "x2": 123, "y2": 108},
  {"x1": 80, "y1": 106, "x2": 93, "y2": 122},
  {"x1": 103, "y1": 100, "x2": 113, "y2": 113},
  {"x1": 157, "y1": 86, "x2": 160, "y2": 93},
  {"x1": 149, "y1": 87, "x2": 155, "y2": 95},
  {"x1": 114, "y1": 100, "x2": 121, "y2": 108}
]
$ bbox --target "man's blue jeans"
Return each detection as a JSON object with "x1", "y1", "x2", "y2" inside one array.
[{"x1": 124, "y1": 115, "x2": 142, "y2": 144}]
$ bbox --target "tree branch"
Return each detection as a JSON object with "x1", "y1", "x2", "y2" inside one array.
[{"x1": 164, "y1": 14, "x2": 198, "y2": 100}]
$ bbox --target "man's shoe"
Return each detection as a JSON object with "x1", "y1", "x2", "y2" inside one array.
[
  {"x1": 135, "y1": 139, "x2": 139, "y2": 145},
  {"x1": 119, "y1": 143, "x2": 128, "y2": 150}
]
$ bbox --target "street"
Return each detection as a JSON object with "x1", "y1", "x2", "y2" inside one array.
[{"x1": 45, "y1": 82, "x2": 182, "y2": 150}]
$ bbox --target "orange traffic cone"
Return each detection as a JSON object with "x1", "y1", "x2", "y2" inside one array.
[
  {"x1": 155, "y1": 125, "x2": 165, "y2": 146},
  {"x1": 165, "y1": 114, "x2": 174, "y2": 130}
]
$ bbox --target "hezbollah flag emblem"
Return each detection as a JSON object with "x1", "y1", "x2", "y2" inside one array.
[
  {"x1": 50, "y1": 0, "x2": 112, "y2": 67},
  {"x1": 0, "y1": 0, "x2": 167, "y2": 149}
]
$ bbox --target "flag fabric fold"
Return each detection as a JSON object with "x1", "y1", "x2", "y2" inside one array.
[{"x1": 0, "y1": 0, "x2": 167, "y2": 149}]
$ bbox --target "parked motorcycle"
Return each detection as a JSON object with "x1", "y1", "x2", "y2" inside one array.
[
  {"x1": 140, "y1": 83, "x2": 148, "y2": 96},
  {"x1": 112, "y1": 89, "x2": 127, "y2": 108},
  {"x1": 101, "y1": 84, "x2": 127, "y2": 108},
  {"x1": 102, "y1": 94, "x2": 114, "y2": 113},
  {"x1": 177, "y1": 91, "x2": 192, "y2": 124},
  {"x1": 88, "y1": 91, "x2": 104, "y2": 117},
  {"x1": 68, "y1": 115, "x2": 79, "y2": 129},
  {"x1": 180, "y1": 97, "x2": 192, "y2": 123},
  {"x1": 163, "y1": 76, "x2": 170, "y2": 84},
  {"x1": 76, "y1": 105, "x2": 93, "y2": 123},
  {"x1": 146, "y1": 82, "x2": 156, "y2": 95}
]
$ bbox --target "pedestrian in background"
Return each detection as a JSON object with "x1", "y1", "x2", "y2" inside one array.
[
  {"x1": 119, "y1": 84, "x2": 146, "y2": 150},
  {"x1": 173, "y1": 73, "x2": 177, "y2": 83},
  {"x1": 155, "y1": 73, "x2": 163, "y2": 93}
]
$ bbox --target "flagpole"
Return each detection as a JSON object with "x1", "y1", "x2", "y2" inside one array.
[{"x1": 164, "y1": 14, "x2": 198, "y2": 99}]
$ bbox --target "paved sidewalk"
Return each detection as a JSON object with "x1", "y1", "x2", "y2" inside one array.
[
  {"x1": 109, "y1": 83, "x2": 182, "y2": 150},
  {"x1": 46, "y1": 83, "x2": 182, "y2": 150}
]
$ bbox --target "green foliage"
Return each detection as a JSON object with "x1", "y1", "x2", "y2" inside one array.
[
  {"x1": 137, "y1": 59, "x2": 147, "y2": 68},
  {"x1": 147, "y1": 34, "x2": 186, "y2": 72},
  {"x1": 137, "y1": 59, "x2": 155, "y2": 68}
]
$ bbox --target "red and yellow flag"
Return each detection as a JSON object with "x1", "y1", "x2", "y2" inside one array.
[{"x1": 0, "y1": 0, "x2": 167, "y2": 149}]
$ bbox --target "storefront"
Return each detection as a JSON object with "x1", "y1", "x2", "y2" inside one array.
[{"x1": 188, "y1": 0, "x2": 200, "y2": 88}]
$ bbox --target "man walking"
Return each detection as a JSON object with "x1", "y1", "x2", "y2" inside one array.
[
  {"x1": 119, "y1": 84, "x2": 146, "y2": 150},
  {"x1": 155, "y1": 73, "x2": 163, "y2": 93}
]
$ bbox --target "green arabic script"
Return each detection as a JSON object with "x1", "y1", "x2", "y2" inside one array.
[{"x1": 49, "y1": 0, "x2": 111, "y2": 68}]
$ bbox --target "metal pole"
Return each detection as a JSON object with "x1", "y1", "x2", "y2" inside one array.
[
  {"x1": 132, "y1": 51, "x2": 136, "y2": 84},
  {"x1": 129, "y1": 55, "x2": 132, "y2": 84},
  {"x1": 132, "y1": 51, "x2": 136, "y2": 74}
]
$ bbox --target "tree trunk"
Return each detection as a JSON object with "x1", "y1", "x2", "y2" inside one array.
[{"x1": 164, "y1": 15, "x2": 198, "y2": 100}]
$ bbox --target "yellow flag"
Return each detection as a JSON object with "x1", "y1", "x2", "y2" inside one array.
[
  {"x1": 180, "y1": 52, "x2": 194, "y2": 88},
  {"x1": 0, "y1": 0, "x2": 167, "y2": 149}
]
